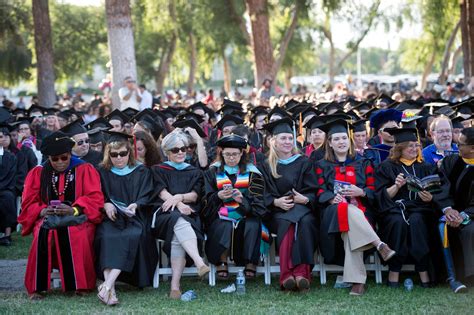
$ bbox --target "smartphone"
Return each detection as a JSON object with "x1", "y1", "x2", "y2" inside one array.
[
  {"x1": 50, "y1": 200, "x2": 61, "y2": 207},
  {"x1": 285, "y1": 192, "x2": 294, "y2": 200},
  {"x1": 223, "y1": 184, "x2": 233, "y2": 191}
]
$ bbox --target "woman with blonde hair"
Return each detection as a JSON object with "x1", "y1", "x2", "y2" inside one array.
[
  {"x1": 260, "y1": 118, "x2": 319, "y2": 292},
  {"x1": 95, "y1": 131, "x2": 157, "y2": 305}
]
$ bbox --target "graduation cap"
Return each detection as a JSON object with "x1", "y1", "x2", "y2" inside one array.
[
  {"x1": 84, "y1": 117, "x2": 113, "y2": 131},
  {"x1": 176, "y1": 112, "x2": 204, "y2": 124},
  {"x1": 0, "y1": 107, "x2": 12, "y2": 123},
  {"x1": 352, "y1": 102, "x2": 372, "y2": 114},
  {"x1": 452, "y1": 116, "x2": 467, "y2": 129},
  {"x1": 44, "y1": 108, "x2": 58, "y2": 116},
  {"x1": 352, "y1": 120, "x2": 368, "y2": 133},
  {"x1": 41, "y1": 131, "x2": 76, "y2": 156},
  {"x1": 262, "y1": 117, "x2": 294, "y2": 135},
  {"x1": 0, "y1": 123, "x2": 14, "y2": 135},
  {"x1": 401, "y1": 114, "x2": 423, "y2": 129},
  {"x1": 12, "y1": 108, "x2": 26, "y2": 117},
  {"x1": 300, "y1": 107, "x2": 320, "y2": 121},
  {"x1": 88, "y1": 128, "x2": 105, "y2": 144},
  {"x1": 122, "y1": 107, "x2": 139, "y2": 118},
  {"x1": 268, "y1": 107, "x2": 291, "y2": 121},
  {"x1": 215, "y1": 114, "x2": 244, "y2": 131},
  {"x1": 282, "y1": 99, "x2": 300, "y2": 111},
  {"x1": 131, "y1": 111, "x2": 164, "y2": 139},
  {"x1": 102, "y1": 130, "x2": 133, "y2": 143},
  {"x1": 222, "y1": 99, "x2": 243, "y2": 110},
  {"x1": 172, "y1": 118, "x2": 206, "y2": 138},
  {"x1": 216, "y1": 105, "x2": 245, "y2": 119},
  {"x1": 14, "y1": 116, "x2": 34, "y2": 126},
  {"x1": 216, "y1": 134, "x2": 248, "y2": 149},
  {"x1": 375, "y1": 93, "x2": 394, "y2": 105},
  {"x1": 189, "y1": 101, "x2": 209, "y2": 113},
  {"x1": 318, "y1": 119, "x2": 351, "y2": 137},
  {"x1": 160, "y1": 108, "x2": 177, "y2": 119},
  {"x1": 394, "y1": 100, "x2": 423, "y2": 112},
  {"x1": 369, "y1": 109, "x2": 402, "y2": 130},
  {"x1": 60, "y1": 118, "x2": 87, "y2": 136},
  {"x1": 421, "y1": 102, "x2": 449, "y2": 115},
  {"x1": 250, "y1": 105, "x2": 270, "y2": 114},
  {"x1": 250, "y1": 106, "x2": 270, "y2": 123},
  {"x1": 318, "y1": 101, "x2": 341, "y2": 114},
  {"x1": 434, "y1": 106, "x2": 456, "y2": 117},
  {"x1": 106, "y1": 109, "x2": 129, "y2": 124},
  {"x1": 57, "y1": 110, "x2": 72, "y2": 121},
  {"x1": 452, "y1": 98, "x2": 474, "y2": 115},
  {"x1": 287, "y1": 103, "x2": 310, "y2": 115},
  {"x1": 304, "y1": 116, "x2": 328, "y2": 130},
  {"x1": 384, "y1": 127, "x2": 418, "y2": 144},
  {"x1": 27, "y1": 105, "x2": 46, "y2": 117}
]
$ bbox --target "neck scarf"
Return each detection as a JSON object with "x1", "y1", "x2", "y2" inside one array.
[
  {"x1": 400, "y1": 157, "x2": 416, "y2": 166},
  {"x1": 164, "y1": 161, "x2": 190, "y2": 170},
  {"x1": 111, "y1": 164, "x2": 138, "y2": 176},
  {"x1": 278, "y1": 154, "x2": 301, "y2": 165},
  {"x1": 462, "y1": 157, "x2": 474, "y2": 165}
]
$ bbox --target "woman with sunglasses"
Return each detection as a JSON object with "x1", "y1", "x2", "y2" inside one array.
[
  {"x1": 151, "y1": 130, "x2": 210, "y2": 299},
  {"x1": 95, "y1": 131, "x2": 157, "y2": 305},
  {"x1": 18, "y1": 131, "x2": 104, "y2": 300},
  {"x1": 259, "y1": 118, "x2": 318, "y2": 292},
  {"x1": 375, "y1": 128, "x2": 451, "y2": 289},
  {"x1": 203, "y1": 134, "x2": 269, "y2": 280},
  {"x1": 315, "y1": 119, "x2": 395, "y2": 296}
]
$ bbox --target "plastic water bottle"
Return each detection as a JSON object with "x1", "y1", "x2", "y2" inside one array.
[
  {"x1": 404, "y1": 278, "x2": 414, "y2": 291},
  {"x1": 180, "y1": 290, "x2": 197, "y2": 302},
  {"x1": 236, "y1": 270, "x2": 246, "y2": 295}
]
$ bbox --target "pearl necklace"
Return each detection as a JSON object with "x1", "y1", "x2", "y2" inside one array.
[{"x1": 51, "y1": 170, "x2": 72, "y2": 196}]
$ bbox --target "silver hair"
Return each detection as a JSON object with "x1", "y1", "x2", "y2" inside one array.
[{"x1": 161, "y1": 130, "x2": 190, "y2": 153}]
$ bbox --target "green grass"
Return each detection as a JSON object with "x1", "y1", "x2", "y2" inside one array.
[
  {"x1": 0, "y1": 233, "x2": 473, "y2": 314},
  {"x1": 0, "y1": 233, "x2": 31, "y2": 260},
  {"x1": 0, "y1": 277, "x2": 472, "y2": 314}
]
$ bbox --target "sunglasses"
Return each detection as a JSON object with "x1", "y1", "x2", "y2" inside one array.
[
  {"x1": 76, "y1": 139, "x2": 90, "y2": 146},
  {"x1": 187, "y1": 143, "x2": 197, "y2": 150},
  {"x1": 51, "y1": 155, "x2": 69, "y2": 162},
  {"x1": 169, "y1": 146, "x2": 187, "y2": 154},
  {"x1": 110, "y1": 150, "x2": 129, "y2": 158}
]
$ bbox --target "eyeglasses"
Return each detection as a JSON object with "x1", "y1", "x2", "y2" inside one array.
[
  {"x1": 407, "y1": 143, "x2": 422, "y2": 149},
  {"x1": 110, "y1": 150, "x2": 129, "y2": 158},
  {"x1": 51, "y1": 155, "x2": 69, "y2": 162},
  {"x1": 76, "y1": 139, "x2": 90, "y2": 146},
  {"x1": 222, "y1": 152, "x2": 241, "y2": 158},
  {"x1": 19, "y1": 127, "x2": 30, "y2": 132},
  {"x1": 169, "y1": 146, "x2": 187, "y2": 154},
  {"x1": 187, "y1": 144, "x2": 197, "y2": 150},
  {"x1": 435, "y1": 129, "x2": 452, "y2": 135}
]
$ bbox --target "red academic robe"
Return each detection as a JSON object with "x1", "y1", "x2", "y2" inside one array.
[{"x1": 18, "y1": 161, "x2": 103, "y2": 294}]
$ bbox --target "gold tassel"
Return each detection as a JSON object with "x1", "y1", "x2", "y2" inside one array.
[
  {"x1": 416, "y1": 130, "x2": 423, "y2": 163},
  {"x1": 297, "y1": 112, "x2": 304, "y2": 145},
  {"x1": 443, "y1": 223, "x2": 449, "y2": 248},
  {"x1": 349, "y1": 128, "x2": 354, "y2": 156}
]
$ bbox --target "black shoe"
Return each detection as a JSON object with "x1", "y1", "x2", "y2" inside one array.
[
  {"x1": 387, "y1": 281, "x2": 399, "y2": 288},
  {"x1": 0, "y1": 236, "x2": 12, "y2": 246},
  {"x1": 420, "y1": 282, "x2": 431, "y2": 288}
]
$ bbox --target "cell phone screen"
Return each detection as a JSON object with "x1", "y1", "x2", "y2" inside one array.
[{"x1": 50, "y1": 200, "x2": 61, "y2": 207}]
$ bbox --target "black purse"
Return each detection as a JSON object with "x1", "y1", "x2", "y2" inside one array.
[{"x1": 42, "y1": 214, "x2": 87, "y2": 229}]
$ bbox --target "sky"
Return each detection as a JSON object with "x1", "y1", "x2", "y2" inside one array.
[{"x1": 61, "y1": 0, "x2": 422, "y2": 51}]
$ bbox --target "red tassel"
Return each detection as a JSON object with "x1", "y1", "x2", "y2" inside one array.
[{"x1": 133, "y1": 134, "x2": 138, "y2": 159}]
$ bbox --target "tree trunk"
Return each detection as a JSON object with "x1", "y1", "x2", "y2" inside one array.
[
  {"x1": 461, "y1": 0, "x2": 471, "y2": 81},
  {"x1": 105, "y1": 0, "x2": 137, "y2": 108},
  {"x1": 154, "y1": 0, "x2": 177, "y2": 95},
  {"x1": 468, "y1": 0, "x2": 474, "y2": 78},
  {"x1": 448, "y1": 45, "x2": 463, "y2": 75},
  {"x1": 32, "y1": 0, "x2": 56, "y2": 108},
  {"x1": 246, "y1": 0, "x2": 275, "y2": 87},
  {"x1": 421, "y1": 50, "x2": 436, "y2": 91},
  {"x1": 329, "y1": 42, "x2": 336, "y2": 86},
  {"x1": 222, "y1": 48, "x2": 231, "y2": 95},
  {"x1": 439, "y1": 21, "x2": 460, "y2": 84},
  {"x1": 284, "y1": 67, "x2": 293, "y2": 93},
  {"x1": 186, "y1": 33, "x2": 197, "y2": 95}
]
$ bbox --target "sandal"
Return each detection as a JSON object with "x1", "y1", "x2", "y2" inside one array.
[
  {"x1": 29, "y1": 293, "x2": 44, "y2": 300},
  {"x1": 244, "y1": 264, "x2": 257, "y2": 279},
  {"x1": 97, "y1": 284, "x2": 118, "y2": 306},
  {"x1": 216, "y1": 262, "x2": 229, "y2": 280}
]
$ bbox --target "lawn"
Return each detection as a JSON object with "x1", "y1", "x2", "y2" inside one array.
[{"x1": 0, "y1": 232, "x2": 473, "y2": 314}]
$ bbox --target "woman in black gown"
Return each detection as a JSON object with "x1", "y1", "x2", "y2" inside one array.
[
  {"x1": 259, "y1": 118, "x2": 319, "y2": 292},
  {"x1": 151, "y1": 130, "x2": 209, "y2": 300},
  {"x1": 375, "y1": 128, "x2": 451, "y2": 288},
  {"x1": 95, "y1": 131, "x2": 157, "y2": 305},
  {"x1": 203, "y1": 134, "x2": 269, "y2": 280}
]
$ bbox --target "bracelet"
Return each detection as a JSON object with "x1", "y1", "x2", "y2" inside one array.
[{"x1": 73, "y1": 207, "x2": 79, "y2": 216}]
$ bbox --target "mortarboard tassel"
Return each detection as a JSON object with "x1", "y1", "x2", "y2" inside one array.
[{"x1": 133, "y1": 134, "x2": 138, "y2": 159}]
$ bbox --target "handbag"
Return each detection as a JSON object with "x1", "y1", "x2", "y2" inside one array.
[{"x1": 42, "y1": 214, "x2": 87, "y2": 229}]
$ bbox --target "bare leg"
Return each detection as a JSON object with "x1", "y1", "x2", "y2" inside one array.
[
  {"x1": 419, "y1": 271, "x2": 430, "y2": 283},
  {"x1": 388, "y1": 271, "x2": 399, "y2": 282},
  {"x1": 170, "y1": 257, "x2": 186, "y2": 292},
  {"x1": 104, "y1": 269, "x2": 121, "y2": 294},
  {"x1": 181, "y1": 238, "x2": 206, "y2": 268},
  {"x1": 4, "y1": 227, "x2": 11, "y2": 237}
]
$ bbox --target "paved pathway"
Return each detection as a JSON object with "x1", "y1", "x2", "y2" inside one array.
[{"x1": 0, "y1": 259, "x2": 26, "y2": 291}]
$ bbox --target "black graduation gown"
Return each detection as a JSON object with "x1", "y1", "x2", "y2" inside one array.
[
  {"x1": 375, "y1": 159, "x2": 451, "y2": 268},
  {"x1": 315, "y1": 157, "x2": 376, "y2": 265},
  {"x1": 150, "y1": 163, "x2": 204, "y2": 266},
  {"x1": 249, "y1": 129, "x2": 264, "y2": 152},
  {"x1": 95, "y1": 165, "x2": 157, "y2": 288},
  {"x1": 81, "y1": 150, "x2": 103, "y2": 168},
  {"x1": 202, "y1": 166, "x2": 269, "y2": 266},
  {"x1": 440, "y1": 155, "x2": 474, "y2": 279},
  {"x1": 260, "y1": 156, "x2": 319, "y2": 265},
  {"x1": 14, "y1": 146, "x2": 38, "y2": 195},
  {"x1": 0, "y1": 150, "x2": 17, "y2": 231}
]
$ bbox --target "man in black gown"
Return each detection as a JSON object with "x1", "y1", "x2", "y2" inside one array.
[{"x1": 60, "y1": 119, "x2": 103, "y2": 167}]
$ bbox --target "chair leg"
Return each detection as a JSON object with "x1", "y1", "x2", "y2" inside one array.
[
  {"x1": 209, "y1": 264, "x2": 216, "y2": 286},
  {"x1": 319, "y1": 253, "x2": 327, "y2": 285},
  {"x1": 375, "y1": 253, "x2": 382, "y2": 284},
  {"x1": 264, "y1": 253, "x2": 271, "y2": 285}
]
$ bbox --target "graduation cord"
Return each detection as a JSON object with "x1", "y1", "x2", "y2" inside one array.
[{"x1": 396, "y1": 163, "x2": 417, "y2": 225}]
